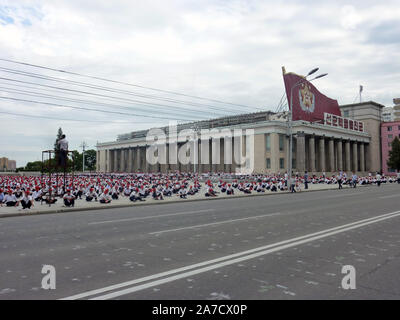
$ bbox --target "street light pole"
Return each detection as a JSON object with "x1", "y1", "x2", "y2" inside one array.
[
  {"x1": 287, "y1": 69, "x2": 327, "y2": 192},
  {"x1": 193, "y1": 125, "x2": 200, "y2": 175},
  {"x1": 80, "y1": 141, "x2": 88, "y2": 173}
]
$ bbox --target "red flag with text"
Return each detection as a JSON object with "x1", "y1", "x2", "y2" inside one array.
[{"x1": 283, "y1": 70, "x2": 341, "y2": 122}]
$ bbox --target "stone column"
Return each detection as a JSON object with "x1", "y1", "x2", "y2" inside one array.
[
  {"x1": 169, "y1": 142, "x2": 178, "y2": 172},
  {"x1": 319, "y1": 137, "x2": 325, "y2": 172},
  {"x1": 360, "y1": 143, "x2": 365, "y2": 172},
  {"x1": 337, "y1": 140, "x2": 343, "y2": 171},
  {"x1": 308, "y1": 135, "x2": 316, "y2": 172},
  {"x1": 329, "y1": 138, "x2": 335, "y2": 172},
  {"x1": 218, "y1": 138, "x2": 225, "y2": 172},
  {"x1": 353, "y1": 141, "x2": 358, "y2": 172},
  {"x1": 128, "y1": 148, "x2": 133, "y2": 172},
  {"x1": 119, "y1": 149, "x2": 125, "y2": 172},
  {"x1": 113, "y1": 149, "x2": 118, "y2": 172},
  {"x1": 134, "y1": 147, "x2": 140, "y2": 171},
  {"x1": 106, "y1": 149, "x2": 111, "y2": 172},
  {"x1": 296, "y1": 132, "x2": 306, "y2": 173},
  {"x1": 230, "y1": 138, "x2": 236, "y2": 173},
  {"x1": 345, "y1": 140, "x2": 351, "y2": 172},
  {"x1": 144, "y1": 146, "x2": 150, "y2": 172},
  {"x1": 211, "y1": 138, "x2": 218, "y2": 173}
]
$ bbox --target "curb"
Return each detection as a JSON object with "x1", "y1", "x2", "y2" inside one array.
[{"x1": 0, "y1": 183, "x2": 378, "y2": 219}]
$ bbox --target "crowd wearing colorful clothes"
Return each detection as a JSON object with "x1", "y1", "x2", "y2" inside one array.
[{"x1": 0, "y1": 171, "x2": 399, "y2": 210}]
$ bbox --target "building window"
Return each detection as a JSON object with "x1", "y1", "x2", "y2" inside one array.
[
  {"x1": 279, "y1": 135, "x2": 284, "y2": 151},
  {"x1": 388, "y1": 134, "x2": 393, "y2": 139},
  {"x1": 388, "y1": 126, "x2": 392, "y2": 131},
  {"x1": 266, "y1": 158, "x2": 271, "y2": 169},
  {"x1": 388, "y1": 142, "x2": 392, "y2": 147},
  {"x1": 279, "y1": 158, "x2": 285, "y2": 169},
  {"x1": 265, "y1": 134, "x2": 271, "y2": 151},
  {"x1": 292, "y1": 158, "x2": 296, "y2": 169},
  {"x1": 343, "y1": 110, "x2": 349, "y2": 117}
]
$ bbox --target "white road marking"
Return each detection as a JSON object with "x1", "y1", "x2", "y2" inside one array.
[
  {"x1": 379, "y1": 194, "x2": 399, "y2": 199},
  {"x1": 61, "y1": 210, "x2": 400, "y2": 300},
  {"x1": 148, "y1": 213, "x2": 281, "y2": 235},
  {"x1": 88, "y1": 209, "x2": 215, "y2": 225}
]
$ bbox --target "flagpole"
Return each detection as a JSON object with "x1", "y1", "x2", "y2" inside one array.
[{"x1": 287, "y1": 69, "x2": 327, "y2": 192}]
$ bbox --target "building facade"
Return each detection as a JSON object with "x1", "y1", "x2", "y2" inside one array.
[
  {"x1": 382, "y1": 107, "x2": 394, "y2": 122},
  {"x1": 0, "y1": 157, "x2": 17, "y2": 172},
  {"x1": 97, "y1": 101, "x2": 384, "y2": 175},
  {"x1": 381, "y1": 121, "x2": 400, "y2": 175},
  {"x1": 393, "y1": 98, "x2": 400, "y2": 121}
]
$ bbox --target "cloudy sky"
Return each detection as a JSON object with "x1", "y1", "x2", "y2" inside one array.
[{"x1": 0, "y1": 0, "x2": 399, "y2": 167}]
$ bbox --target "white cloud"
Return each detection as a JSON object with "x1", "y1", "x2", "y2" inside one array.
[{"x1": 0, "y1": 0, "x2": 399, "y2": 166}]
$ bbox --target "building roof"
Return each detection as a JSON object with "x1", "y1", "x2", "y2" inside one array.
[
  {"x1": 340, "y1": 101, "x2": 386, "y2": 109},
  {"x1": 117, "y1": 110, "x2": 278, "y2": 141}
]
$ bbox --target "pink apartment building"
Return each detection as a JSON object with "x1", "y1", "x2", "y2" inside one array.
[{"x1": 381, "y1": 121, "x2": 400, "y2": 175}]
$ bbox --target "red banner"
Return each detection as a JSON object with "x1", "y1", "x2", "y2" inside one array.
[{"x1": 283, "y1": 68, "x2": 341, "y2": 122}]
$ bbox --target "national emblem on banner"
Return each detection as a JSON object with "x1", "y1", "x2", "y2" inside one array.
[{"x1": 298, "y1": 83, "x2": 315, "y2": 113}]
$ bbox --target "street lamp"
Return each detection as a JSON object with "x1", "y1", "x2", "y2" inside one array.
[
  {"x1": 288, "y1": 69, "x2": 328, "y2": 192},
  {"x1": 80, "y1": 141, "x2": 88, "y2": 173}
]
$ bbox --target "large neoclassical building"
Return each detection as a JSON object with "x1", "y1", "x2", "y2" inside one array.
[{"x1": 96, "y1": 101, "x2": 384, "y2": 175}]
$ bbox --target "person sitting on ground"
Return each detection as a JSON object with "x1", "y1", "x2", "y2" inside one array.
[
  {"x1": 99, "y1": 189, "x2": 112, "y2": 204},
  {"x1": 226, "y1": 184, "x2": 234, "y2": 195},
  {"x1": 14, "y1": 186, "x2": 23, "y2": 206},
  {"x1": 123, "y1": 185, "x2": 131, "y2": 197},
  {"x1": 32, "y1": 186, "x2": 43, "y2": 202},
  {"x1": 205, "y1": 186, "x2": 217, "y2": 197},
  {"x1": 42, "y1": 193, "x2": 57, "y2": 205},
  {"x1": 295, "y1": 181, "x2": 301, "y2": 192},
  {"x1": 129, "y1": 188, "x2": 145, "y2": 202},
  {"x1": 63, "y1": 189, "x2": 76, "y2": 207},
  {"x1": 187, "y1": 186, "x2": 196, "y2": 196},
  {"x1": 0, "y1": 189, "x2": 4, "y2": 207},
  {"x1": 111, "y1": 185, "x2": 119, "y2": 200},
  {"x1": 20, "y1": 190, "x2": 34, "y2": 210},
  {"x1": 178, "y1": 186, "x2": 187, "y2": 199},
  {"x1": 85, "y1": 188, "x2": 98, "y2": 202},
  {"x1": 3, "y1": 190, "x2": 18, "y2": 207}
]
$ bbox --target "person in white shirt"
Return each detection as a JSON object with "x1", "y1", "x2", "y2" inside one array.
[
  {"x1": 57, "y1": 134, "x2": 69, "y2": 168},
  {"x1": 0, "y1": 189, "x2": 4, "y2": 207},
  {"x1": 63, "y1": 190, "x2": 76, "y2": 207},
  {"x1": 20, "y1": 190, "x2": 34, "y2": 210},
  {"x1": 178, "y1": 187, "x2": 187, "y2": 199},
  {"x1": 99, "y1": 189, "x2": 112, "y2": 203},
  {"x1": 3, "y1": 190, "x2": 18, "y2": 207},
  {"x1": 129, "y1": 188, "x2": 145, "y2": 202},
  {"x1": 32, "y1": 187, "x2": 43, "y2": 202},
  {"x1": 85, "y1": 188, "x2": 98, "y2": 202}
]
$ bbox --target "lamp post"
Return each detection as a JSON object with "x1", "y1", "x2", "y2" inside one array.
[
  {"x1": 80, "y1": 141, "x2": 88, "y2": 173},
  {"x1": 288, "y1": 69, "x2": 328, "y2": 192},
  {"x1": 192, "y1": 124, "x2": 200, "y2": 175}
]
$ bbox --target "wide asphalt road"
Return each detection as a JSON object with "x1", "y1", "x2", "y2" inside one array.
[{"x1": 0, "y1": 183, "x2": 399, "y2": 300}]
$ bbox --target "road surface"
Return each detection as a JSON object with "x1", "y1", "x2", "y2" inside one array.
[{"x1": 0, "y1": 183, "x2": 399, "y2": 299}]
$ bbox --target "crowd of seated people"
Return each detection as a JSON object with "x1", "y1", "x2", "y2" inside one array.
[{"x1": 0, "y1": 171, "x2": 397, "y2": 210}]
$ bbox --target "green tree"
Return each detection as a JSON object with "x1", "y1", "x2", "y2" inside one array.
[
  {"x1": 25, "y1": 161, "x2": 44, "y2": 171},
  {"x1": 84, "y1": 149, "x2": 97, "y2": 171},
  {"x1": 71, "y1": 150, "x2": 83, "y2": 172},
  {"x1": 54, "y1": 127, "x2": 63, "y2": 152},
  {"x1": 387, "y1": 137, "x2": 400, "y2": 172}
]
